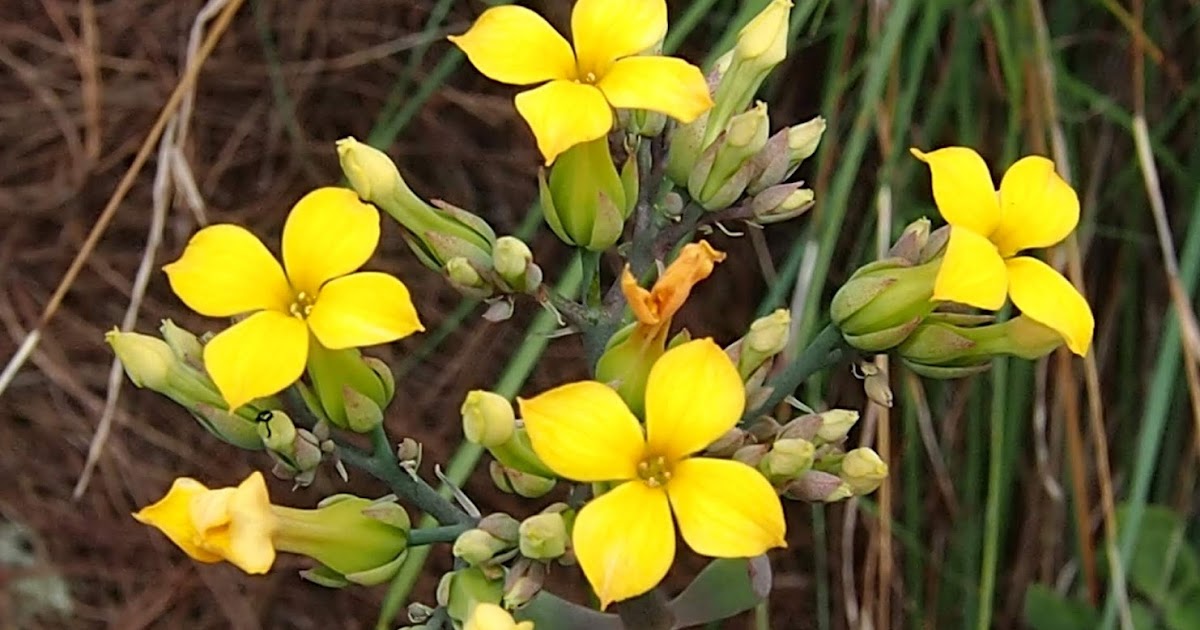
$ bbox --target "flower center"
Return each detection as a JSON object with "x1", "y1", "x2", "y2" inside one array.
[
  {"x1": 288, "y1": 291, "x2": 316, "y2": 319},
  {"x1": 581, "y1": 71, "x2": 598, "y2": 85},
  {"x1": 636, "y1": 455, "x2": 673, "y2": 488}
]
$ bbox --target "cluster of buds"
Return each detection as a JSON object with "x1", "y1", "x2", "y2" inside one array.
[
  {"x1": 460, "y1": 391, "x2": 558, "y2": 498},
  {"x1": 254, "y1": 410, "x2": 342, "y2": 487},
  {"x1": 337, "y1": 138, "x2": 543, "y2": 300},
  {"x1": 107, "y1": 321, "x2": 269, "y2": 449},
  {"x1": 665, "y1": 0, "x2": 823, "y2": 221},
  {"x1": 725, "y1": 309, "x2": 792, "y2": 410},
  {"x1": 707, "y1": 409, "x2": 887, "y2": 502}
]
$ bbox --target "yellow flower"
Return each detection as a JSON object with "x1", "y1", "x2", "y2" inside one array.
[
  {"x1": 164, "y1": 187, "x2": 424, "y2": 410},
  {"x1": 464, "y1": 603, "x2": 533, "y2": 630},
  {"x1": 449, "y1": 0, "x2": 713, "y2": 165},
  {"x1": 133, "y1": 472, "x2": 276, "y2": 574},
  {"x1": 911, "y1": 147, "x2": 1095, "y2": 355},
  {"x1": 621, "y1": 240, "x2": 726, "y2": 333},
  {"x1": 518, "y1": 339, "x2": 786, "y2": 608}
]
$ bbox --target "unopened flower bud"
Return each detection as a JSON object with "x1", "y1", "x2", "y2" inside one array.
[
  {"x1": 396, "y1": 437, "x2": 421, "y2": 464},
  {"x1": 888, "y1": 218, "x2": 932, "y2": 264},
  {"x1": 190, "y1": 403, "x2": 264, "y2": 450},
  {"x1": 704, "y1": 0, "x2": 793, "y2": 147},
  {"x1": 489, "y1": 463, "x2": 556, "y2": 498},
  {"x1": 786, "y1": 116, "x2": 826, "y2": 170},
  {"x1": 541, "y1": 138, "x2": 629, "y2": 251},
  {"x1": 336, "y1": 137, "x2": 402, "y2": 204},
  {"x1": 477, "y1": 513, "x2": 521, "y2": 544},
  {"x1": 464, "y1": 602, "x2": 532, "y2": 630},
  {"x1": 785, "y1": 470, "x2": 853, "y2": 502},
  {"x1": 518, "y1": 512, "x2": 568, "y2": 561},
  {"x1": 830, "y1": 258, "x2": 940, "y2": 352},
  {"x1": 738, "y1": 309, "x2": 791, "y2": 377},
  {"x1": 443, "y1": 568, "x2": 504, "y2": 623},
  {"x1": 778, "y1": 414, "x2": 822, "y2": 441},
  {"x1": 815, "y1": 409, "x2": 859, "y2": 443},
  {"x1": 503, "y1": 558, "x2": 546, "y2": 609},
  {"x1": 860, "y1": 362, "x2": 894, "y2": 408},
  {"x1": 107, "y1": 330, "x2": 175, "y2": 390},
  {"x1": 840, "y1": 448, "x2": 889, "y2": 495},
  {"x1": 746, "y1": 416, "x2": 782, "y2": 442},
  {"x1": 280, "y1": 494, "x2": 411, "y2": 587},
  {"x1": 492, "y1": 236, "x2": 539, "y2": 293},
  {"x1": 407, "y1": 602, "x2": 435, "y2": 623},
  {"x1": 760, "y1": 438, "x2": 815, "y2": 480},
  {"x1": 446, "y1": 257, "x2": 489, "y2": 293},
  {"x1": 750, "y1": 184, "x2": 815, "y2": 224},
  {"x1": 159, "y1": 319, "x2": 203, "y2": 368},
  {"x1": 255, "y1": 409, "x2": 297, "y2": 453},
  {"x1": 453, "y1": 529, "x2": 511, "y2": 567},
  {"x1": 689, "y1": 103, "x2": 769, "y2": 211},
  {"x1": 899, "y1": 315, "x2": 1064, "y2": 379},
  {"x1": 461, "y1": 391, "x2": 516, "y2": 448}
]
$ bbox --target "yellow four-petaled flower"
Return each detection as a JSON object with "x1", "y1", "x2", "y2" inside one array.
[
  {"x1": 519, "y1": 339, "x2": 786, "y2": 608},
  {"x1": 912, "y1": 147, "x2": 1094, "y2": 355},
  {"x1": 164, "y1": 187, "x2": 424, "y2": 410},
  {"x1": 450, "y1": 0, "x2": 713, "y2": 165}
]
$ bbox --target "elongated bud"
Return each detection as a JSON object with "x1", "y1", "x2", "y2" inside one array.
[
  {"x1": 159, "y1": 319, "x2": 203, "y2": 368},
  {"x1": 492, "y1": 236, "x2": 541, "y2": 294},
  {"x1": 490, "y1": 462, "x2": 556, "y2": 498},
  {"x1": 446, "y1": 257, "x2": 492, "y2": 298},
  {"x1": 738, "y1": 309, "x2": 791, "y2": 378},
  {"x1": 760, "y1": 438, "x2": 815, "y2": 480},
  {"x1": 503, "y1": 558, "x2": 546, "y2": 610},
  {"x1": 477, "y1": 513, "x2": 521, "y2": 544},
  {"x1": 337, "y1": 137, "x2": 495, "y2": 270},
  {"x1": 840, "y1": 448, "x2": 889, "y2": 495},
  {"x1": 815, "y1": 409, "x2": 859, "y2": 443},
  {"x1": 256, "y1": 409, "x2": 297, "y2": 453},
  {"x1": 279, "y1": 494, "x2": 411, "y2": 587},
  {"x1": 193, "y1": 403, "x2": 265, "y2": 450},
  {"x1": 705, "y1": 0, "x2": 793, "y2": 147},
  {"x1": 107, "y1": 330, "x2": 175, "y2": 389},
  {"x1": 830, "y1": 257, "x2": 940, "y2": 352},
  {"x1": 541, "y1": 138, "x2": 628, "y2": 251},
  {"x1": 746, "y1": 416, "x2": 782, "y2": 442},
  {"x1": 518, "y1": 512, "x2": 568, "y2": 561},
  {"x1": 705, "y1": 428, "x2": 749, "y2": 457},
  {"x1": 888, "y1": 218, "x2": 932, "y2": 264},
  {"x1": 750, "y1": 184, "x2": 815, "y2": 224},
  {"x1": 784, "y1": 470, "x2": 853, "y2": 502},
  {"x1": 733, "y1": 443, "x2": 769, "y2": 467},
  {"x1": 690, "y1": 103, "x2": 770, "y2": 210},
  {"x1": 778, "y1": 414, "x2": 822, "y2": 441},
  {"x1": 453, "y1": 529, "x2": 511, "y2": 567},
  {"x1": 785, "y1": 116, "x2": 826, "y2": 171},
  {"x1": 461, "y1": 391, "x2": 516, "y2": 448}
]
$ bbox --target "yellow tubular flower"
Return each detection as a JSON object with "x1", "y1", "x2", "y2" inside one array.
[
  {"x1": 133, "y1": 472, "x2": 276, "y2": 574},
  {"x1": 449, "y1": 0, "x2": 713, "y2": 164},
  {"x1": 164, "y1": 187, "x2": 424, "y2": 410},
  {"x1": 518, "y1": 339, "x2": 787, "y2": 608},
  {"x1": 621, "y1": 240, "x2": 727, "y2": 330},
  {"x1": 911, "y1": 147, "x2": 1095, "y2": 356}
]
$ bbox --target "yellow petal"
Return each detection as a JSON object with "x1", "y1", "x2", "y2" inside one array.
[
  {"x1": 1006, "y1": 256, "x2": 1094, "y2": 356},
  {"x1": 518, "y1": 381, "x2": 645, "y2": 482},
  {"x1": 448, "y1": 5, "x2": 576, "y2": 85},
  {"x1": 572, "y1": 0, "x2": 667, "y2": 77},
  {"x1": 282, "y1": 187, "x2": 380, "y2": 298},
  {"x1": 225, "y1": 472, "x2": 277, "y2": 574},
  {"x1": 133, "y1": 477, "x2": 222, "y2": 563},
  {"x1": 164, "y1": 224, "x2": 290, "y2": 317},
  {"x1": 306, "y1": 272, "x2": 424, "y2": 349},
  {"x1": 667, "y1": 457, "x2": 787, "y2": 556},
  {"x1": 990, "y1": 155, "x2": 1080, "y2": 256},
  {"x1": 910, "y1": 147, "x2": 1001, "y2": 236},
  {"x1": 644, "y1": 339, "x2": 744, "y2": 462},
  {"x1": 627, "y1": 241, "x2": 725, "y2": 326},
  {"x1": 203, "y1": 310, "x2": 309, "y2": 411},
  {"x1": 933, "y1": 227, "x2": 1008, "y2": 311},
  {"x1": 597, "y1": 56, "x2": 713, "y2": 123},
  {"x1": 515, "y1": 81, "x2": 613, "y2": 165},
  {"x1": 572, "y1": 480, "x2": 674, "y2": 608}
]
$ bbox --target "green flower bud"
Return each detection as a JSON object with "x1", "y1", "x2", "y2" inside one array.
[
  {"x1": 737, "y1": 309, "x2": 791, "y2": 378},
  {"x1": 830, "y1": 258, "x2": 940, "y2": 352},
  {"x1": 733, "y1": 443, "x2": 769, "y2": 468},
  {"x1": 362, "y1": 356, "x2": 395, "y2": 403},
  {"x1": 815, "y1": 409, "x2": 859, "y2": 443},
  {"x1": 494, "y1": 465, "x2": 557, "y2": 499},
  {"x1": 306, "y1": 342, "x2": 389, "y2": 431},
  {"x1": 705, "y1": 427, "x2": 749, "y2": 457},
  {"x1": 396, "y1": 437, "x2": 422, "y2": 465},
  {"x1": 785, "y1": 116, "x2": 825, "y2": 171},
  {"x1": 453, "y1": 529, "x2": 511, "y2": 566},
  {"x1": 689, "y1": 102, "x2": 770, "y2": 211},
  {"x1": 704, "y1": 0, "x2": 792, "y2": 148},
  {"x1": 336, "y1": 137, "x2": 495, "y2": 270},
  {"x1": 192, "y1": 403, "x2": 264, "y2": 450},
  {"x1": 461, "y1": 390, "x2": 516, "y2": 448},
  {"x1": 746, "y1": 416, "x2": 782, "y2": 442},
  {"x1": 477, "y1": 513, "x2": 521, "y2": 544},
  {"x1": 898, "y1": 315, "x2": 1066, "y2": 379},
  {"x1": 840, "y1": 448, "x2": 889, "y2": 495},
  {"x1": 518, "y1": 512, "x2": 568, "y2": 560},
  {"x1": 777, "y1": 414, "x2": 822, "y2": 441},
  {"x1": 107, "y1": 330, "x2": 176, "y2": 390},
  {"x1": 887, "y1": 218, "x2": 932, "y2": 264},
  {"x1": 491, "y1": 236, "x2": 541, "y2": 293},
  {"x1": 446, "y1": 257, "x2": 492, "y2": 297},
  {"x1": 784, "y1": 470, "x2": 853, "y2": 502},
  {"x1": 760, "y1": 438, "x2": 815, "y2": 480},
  {"x1": 159, "y1": 319, "x2": 203, "y2": 368},
  {"x1": 255, "y1": 409, "x2": 297, "y2": 453},
  {"x1": 749, "y1": 184, "x2": 815, "y2": 224},
  {"x1": 541, "y1": 137, "x2": 628, "y2": 251},
  {"x1": 503, "y1": 558, "x2": 546, "y2": 609},
  {"x1": 276, "y1": 494, "x2": 410, "y2": 586}
]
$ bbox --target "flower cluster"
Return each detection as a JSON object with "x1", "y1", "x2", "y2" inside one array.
[{"x1": 105, "y1": 0, "x2": 1098, "y2": 627}]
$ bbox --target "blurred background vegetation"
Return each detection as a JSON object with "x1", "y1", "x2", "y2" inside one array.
[{"x1": 1, "y1": 0, "x2": 1197, "y2": 628}]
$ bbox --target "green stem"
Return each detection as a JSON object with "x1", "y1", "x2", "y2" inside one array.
[
  {"x1": 744, "y1": 323, "x2": 846, "y2": 421},
  {"x1": 407, "y1": 524, "x2": 472, "y2": 547},
  {"x1": 338, "y1": 427, "x2": 471, "y2": 526}
]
